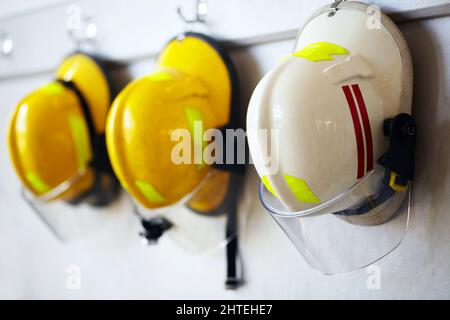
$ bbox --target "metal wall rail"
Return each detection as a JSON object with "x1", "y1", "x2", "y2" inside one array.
[
  {"x1": 0, "y1": 0, "x2": 78, "y2": 22},
  {"x1": 222, "y1": 3, "x2": 450, "y2": 48},
  {"x1": 0, "y1": 2, "x2": 449, "y2": 82}
]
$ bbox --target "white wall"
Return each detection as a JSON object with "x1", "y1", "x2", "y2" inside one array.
[{"x1": 1, "y1": 0, "x2": 450, "y2": 299}]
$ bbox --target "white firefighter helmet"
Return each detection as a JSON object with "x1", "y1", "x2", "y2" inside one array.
[{"x1": 247, "y1": 1, "x2": 416, "y2": 274}]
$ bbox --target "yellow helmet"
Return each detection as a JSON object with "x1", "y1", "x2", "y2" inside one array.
[
  {"x1": 8, "y1": 53, "x2": 118, "y2": 205},
  {"x1": 106, "y1": 33, "x2": 244, "y2": 288},
  {"x1": 107, "y1": 33, "x2": 238, "y2": 212}
]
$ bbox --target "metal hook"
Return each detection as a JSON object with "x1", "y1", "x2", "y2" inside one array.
[
  {"x1": 328, "y1": 0, "x2": 345, "y2": 17},
  {"x1": 65, "y1": 5, "x2": 97, "y2": 49},
  {"x1": 177, "y1": 0, "x2": 208, "y2": 24},
  {"x1": 0, "y1": 32, "x2": 14, "y2": 57}
]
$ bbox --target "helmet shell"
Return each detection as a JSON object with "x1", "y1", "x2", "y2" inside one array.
[
  {"x1": 7, "y1": 54, "x2": 111, "y2": 200},
  {"x1": 106, "y1": 34, "x2": 234, "y2": 209},
  {"x1": 247, "y1": 1, "x2": 412, "y2": 213}
]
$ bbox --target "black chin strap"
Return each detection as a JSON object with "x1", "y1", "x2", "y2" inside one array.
[
  {"x1": 223, "y1": 173, "x2": 244, "y2": 289},
  {"x1": 56, "y1": 79, "x2": 116, "y2": 206},
  {"x1": 333, "y1": 169, "x2": 399, "y2": 216},
  {"x1": 209, "y1": 122, "x2": 246, "y2": 289},
  {"x1": 334, "y1": 113, "x2": 416, "y2": 217},
  {"x1": 225, "y1": 205, "x2": 240, "y2": 289}
]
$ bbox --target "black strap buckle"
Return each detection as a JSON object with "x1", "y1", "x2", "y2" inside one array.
[
  {"x1": 139, "y1": 217, "x2": 173, "y2": 245},
  {"x1": 378, "y1": 113, "x2": 417, "y2": 182}
]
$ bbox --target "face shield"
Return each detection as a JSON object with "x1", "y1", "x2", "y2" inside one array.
[
  {"x1": 260, "y1": 165, "x2": 412, "y2": 274},
  {"x1": 21, "y1": 166, "x2": 119, "y2": 241},
  {"x1": 131, "y1": 169, "x2": 241, "y2": 252}
]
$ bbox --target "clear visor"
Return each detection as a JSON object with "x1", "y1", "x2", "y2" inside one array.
[
  {"x1": 261, "y1": 169, "x2": 383, "y2": 218},
  {"x1": 260, "y1": 166, "x2": 411, "y2": 274},
  {"x1": 22, "y1": 167, "x2": 119, "y2": 242},
  {"x1": 132, "y1": 169, "x2": 240, "y2": 254}
]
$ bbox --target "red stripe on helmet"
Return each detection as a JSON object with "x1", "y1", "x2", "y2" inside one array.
[
  {"x1": 342, "y1": 85, "x2": 365, "y2": 179},
  {"x1": 351, "y1": 84, "x2": 373, "y2": 172}
]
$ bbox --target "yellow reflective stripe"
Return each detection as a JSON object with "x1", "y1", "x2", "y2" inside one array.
[
  {"x1": 40, "y1": 82, "x2": 64, "y2": 95},
  {"x1": 283, "y1": 174, "x2": 320, "y2": 204},
  {"x1": 184, "y1": 106, "x2": 205, "y2": 169},
  {"x1": 262, "y1": 175, "x2": 280, "y2": 200},
  {"x1": 389, "y1": 172, "x2": 408, "y2": 192},
  {"x1": 67, "y1": 114, "x2": 91, "y2": 169},
  {"x1": 26, "y1": 172, "x2": 50, "y2": 194},
  {"x1": 135, "y1": 180, "x2": 166, "y2": 203},
  {"x1": 292, "y1": 42, "x2": 349, "y2": 62},
  {"x1": 146, "y1": 71, "x2": 173, "y2": 82}
]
